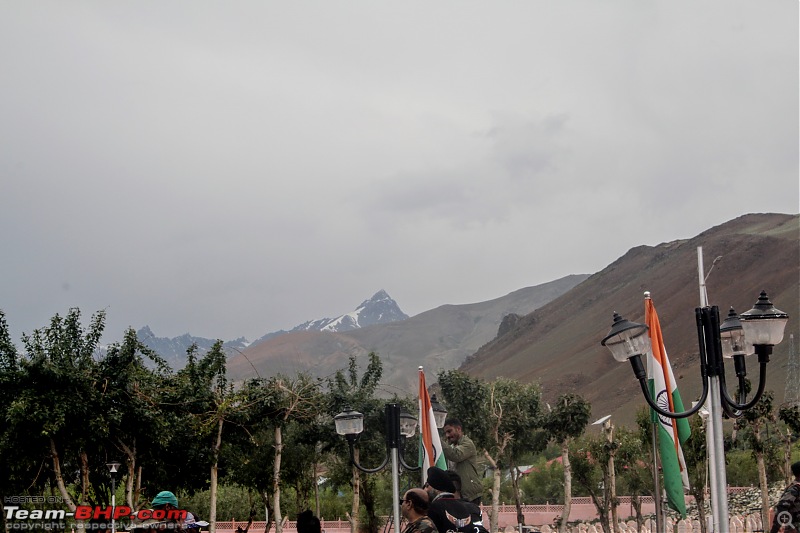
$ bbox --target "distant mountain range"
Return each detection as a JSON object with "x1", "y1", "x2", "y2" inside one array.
[
  {"x1": 225, "y1": 275, "x2": 590, "y2": 391},
  {"x1": 135, "y1": 326, "x2": 250, "y2": 369},
  {"x1": 136, "y1": 289, "x2": 411, "y2": 368},
  {"x1": 134, "y1": 212, "x2": 798, "y2": 429},
  {"x1": 461, "y1": 212, "x2": 799, "y2": 426}
]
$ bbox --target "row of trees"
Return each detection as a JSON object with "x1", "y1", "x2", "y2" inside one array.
[{"x1": 1, "y1": 308, "x2": 798, "y2": 533}]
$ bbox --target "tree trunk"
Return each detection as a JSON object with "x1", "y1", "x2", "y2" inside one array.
[
  {"x1": 136, "y1": 465, "x2": 143, "y2": 509},
  {"x1": 604, "y1": 422, "x2": 618, "y2": 533},
  {"x1": 559, "y1": 441, "x2": 571, "y2": 533},
  {"x1": 631, "y1": 495, "x2": 642, "y2": 533},
  {"x1": 209, "y1": 417, "x2": 224, "y2": 533},
  {"x1": 118, "y1": 439, "x2": 137, "y2": 508},
  {"x1": 784, "y1": 429, "x2": 793, "y2": 483},
  {"x1": 695, "y1": 491, "x2": 707, "y2": 533},
  {"x1": 273, "y1": 426, "x2": 283, "y2": 533},
  {"x1": 510, "y1": 463, "x2": 524, "y2": 525},
  {"x1": 314, "y1": 460, "x2": 321, "y2": 517},
  {"x1": 483, "y1": 450, "x2": 501, "y2": 533},
  {"x1": 757, "y1": 449, "x2": 769, "y2": 530},
  {"x1": 79, "y1": 451, "x2": 90, "y2": 505},
  {"x1": 348, "y1": 449, "x2": 361, "y2": 533},
  {"x1": 260, "y1": 491, "x2": 272, "y2": 533},
  {"x1": 50, "y1": 438, "x2": 76, "y2": 512},
  {"x1": 599, "y1": 470, "x2": 612, "y2": 533}
]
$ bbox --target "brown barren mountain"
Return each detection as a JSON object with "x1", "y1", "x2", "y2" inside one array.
[
  {"x1": 226, "y1": 275, "x2": 589, "y2": 394},
  {"x1": 461, "y1": 213, "x2": 799, "y2": 426}
]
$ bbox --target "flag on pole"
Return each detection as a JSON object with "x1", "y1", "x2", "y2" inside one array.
[
  {"x1": 419, "y1": 366, "x2": 447, "y2": 482},
  {"x1": 645, "y1": 294, "x2": 691, "y2": 518}
]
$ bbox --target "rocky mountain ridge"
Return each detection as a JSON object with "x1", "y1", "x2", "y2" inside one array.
[{"x1": 136, "y1": 290, "x2": 410, "y2": 367}]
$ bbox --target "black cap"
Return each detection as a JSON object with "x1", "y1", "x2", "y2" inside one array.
[{"x1": 426, "y1": 467, "x2": 456, "y2": 493}]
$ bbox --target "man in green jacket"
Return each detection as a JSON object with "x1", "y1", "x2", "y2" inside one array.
[{"x1": 442, "y1": 418, "x2": 483, "y2": 505}]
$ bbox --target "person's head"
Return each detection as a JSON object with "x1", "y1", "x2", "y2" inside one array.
[
  {"x1": 792, "y1": 461, "x2": 800, "y2": 479},
  {"x1": 446, "y1": 470, "x2": 463, "y2": 498},
  {"x1": 151, "y1": 491, "x2": 179, "y2": 511},
  {"x1": 424, "y1": 467, "x2": 456, "y2": 500},
  {"x1": 443, "y1": 418, "x2": 464, "y2": 444},
  {"x1": 296, "y1": 510, "x2": 321, "y2": 533},
  {"x1": 401, "y1": 488, "x2": 429, "y2": 520}
]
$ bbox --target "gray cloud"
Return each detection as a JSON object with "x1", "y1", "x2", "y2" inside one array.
[{"x1": 0, "y1": 1, "x2": 796, "y2": 344}]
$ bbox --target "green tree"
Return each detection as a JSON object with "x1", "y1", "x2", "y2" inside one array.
[
  {"x1": 438, "y1": 370, "x2": 542, "y2": 532},
  {"x1": 326, "y1": 353, "x2": 386, "y2": 533},
  {"x1": 735, "y1": 390, "x2": 782, "y2": 528},
  {"x1": 97, "y1": 327, "x2": 171, "y2": 508},
  {"x1": 677, "y1": 412, "x2": 710, "y2": 533},
  {"x1": 10, "y1": 309, "x2": 106, "y2": 511},
  {"x1": 571, "y1": 431, "x2": 620, "y2": 533},
  {"x1": 541, "y1": 393, "x2": 591, "y2": 533},
  {"x1": 0, "y1": 310, "x2": 34, "y2": 531}
]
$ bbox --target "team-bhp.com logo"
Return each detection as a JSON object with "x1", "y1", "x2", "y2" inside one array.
[{"x1": 4, "y1": 499, "x2": 186, "y2": 530}]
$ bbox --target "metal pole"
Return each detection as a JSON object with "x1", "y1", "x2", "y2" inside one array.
[
  {"x1": 386, "y1": 404, "x2": 402, "y2": 533},
  {"x1": 651, "y1": 423, "x2": 663, "y2": 533},
  {"x1": 111, "y1": 477, "x2": 116, "y2": 533},
  {"x1": 708, "y1": 377, "x2": 729, "y2": 531},
  {"x1": 391, "y1": 447, "x2": 401, "y2": 533},
  {"x1": 697, "y1": 247, "x2": 727, "y2": 532}
]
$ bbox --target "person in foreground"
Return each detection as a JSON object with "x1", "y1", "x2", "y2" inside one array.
[
  {"x1": 771, "y1": 461, "x2": 800, "y2": 533},
  {"x1": 131, "y1": 490, "x2": 184, "y2": 532},
  {"x1": 446, "y1": 470, "x2": 482, "y2": 525},
  {"x1": 400, "y1": 488, "x2": 436, "y2": 533},
  {"x1": 442, "y1": 419, "x2": 483, "y2": 505},
  {"x1": 425, "y1": 467, "x2": 487, "y2": 533}
]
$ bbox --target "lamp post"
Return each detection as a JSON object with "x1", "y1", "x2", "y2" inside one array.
[
  {"x1": 106, "y1": 461, "x2": 122, "y2": 533},
  {"x1": 334, "y1": 402, "x2": 444, "y2": 533},
  {"x1": 601, "y1": 291, "x2": 788, "y2": 533}
]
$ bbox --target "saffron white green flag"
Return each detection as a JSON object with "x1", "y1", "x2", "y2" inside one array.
[
  {"x1": 645, "y1": 295, "x2": 691, "y2": 518},
  {"x1": 418, "y1": 367, "x2": 447, "y2": 482}
]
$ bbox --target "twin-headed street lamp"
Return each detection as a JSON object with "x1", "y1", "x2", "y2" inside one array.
[
  {"x1": 601, "y1": 290, "x2": 789, "y2": 531},
  {"x1": 334, "y1": 397, "x2": 448, "y2": 533}
]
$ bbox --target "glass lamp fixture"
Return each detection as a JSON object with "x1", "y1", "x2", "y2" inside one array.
[
  {"x1": 429, "y1": 394, "x2": 448, "y2": 429},
  {"x1": 719, "y1": 307, "x2": 747, "y2": 358},
  {"x1": 601, "y1": 313, "x2": 651, "y2": 362},
  {"x1": 334, "y1": 407, "x2": 364, "y2": 436},
  {"x1": 738, "y1": 291, "x2": 789, "y2": 348},
  {"x1": 398, "y1": 409, "x2": 417, "y2": 438}
]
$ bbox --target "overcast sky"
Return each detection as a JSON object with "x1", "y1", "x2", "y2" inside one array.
[{"x1": 1, "y1": 2, "x2": 797, "y2": 345}]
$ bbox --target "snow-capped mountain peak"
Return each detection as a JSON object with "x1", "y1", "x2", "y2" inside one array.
[{"x1": 292, "y1": 290, "x2": 408, "y2": 334}]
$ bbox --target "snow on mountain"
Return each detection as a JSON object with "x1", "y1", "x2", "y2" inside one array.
[{"x1": 252, "y1": 289, "x2": 408, "y2": 345}]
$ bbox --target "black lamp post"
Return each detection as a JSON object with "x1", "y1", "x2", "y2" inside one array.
[
  {"x1": 601, "y1": 290, "x2": 788, "y2": 530},
  {"x1": 106, "y1": 461, "x2": 122, "y2": 533},
  {"x1": 334, "y1": 402, "x2": 445, "y2": 533}
]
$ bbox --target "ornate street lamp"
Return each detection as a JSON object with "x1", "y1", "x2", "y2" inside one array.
[
  {"x1": 600, "y1": 290, "x2": 788, "y2": 531},
  {"x1": 106, "y1": 460, "x2": 122, "y2": 533},
  {"x1": 334, "y1": 403, "x2": 419, "y2": 533},
  {"x1": 429, "y1": 394, "x2": 448, "y2": 429}
]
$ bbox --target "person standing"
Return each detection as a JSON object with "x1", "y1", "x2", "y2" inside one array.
[
  {"x1": 442, "y1": 418, "x2": 483, "y2": 505},
  {"x1": 400, "y1": 488, "x2": 436, "y2": 533},
  {"x1": 771, "y1": 461, "x2": 800, "y2": 533}
]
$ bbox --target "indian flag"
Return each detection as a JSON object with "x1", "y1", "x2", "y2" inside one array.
[
  {"x1": 645, "y1": 294, "x2": 691, "y2": 518},
  {"x1": 419, "y1": 366, "x2": 447, "y2": 482}
]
